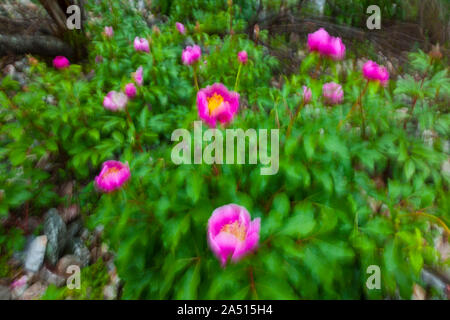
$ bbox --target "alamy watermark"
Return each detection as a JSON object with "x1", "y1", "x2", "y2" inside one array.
[
  {"x1": 366, "y1": 5, "x2": 381, "y2": 30},
  {"x1": 171, "y1": 121, "x2": 279, "y2": 175},
  {"x1": 66, "y1": 5, "x2": 81, "y2": 30},
  {"x1": 66, "y1": 265, "x2": 81, "y2": 290},
  {"x1": 366, "y1": 265, "x2": 381, "y2": 290}
]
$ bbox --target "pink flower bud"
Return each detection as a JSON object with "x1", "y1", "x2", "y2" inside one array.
[
  {"x1": 322, "y1": 82, "x2": 344, "y2": 105},
  {"x1": 125, "y1": 83, "x2": 137, "y2": 98},
  {"x1": 176, "y1": 22, "x2": 185, "y2": 34},
  {"x1": 362, "y1": 60, "x2": 389, "y2": 86},
  {"x1": 307, "y1": 28, "x2": 330, "y2": 53},
  {"x1": 327, "y1": 36, "x2": 346, "y2": 61},
  {"x1": 134, "y1": 37, "x2": 150, "y2": 53},
  {"x1": 133, "y1": 66, "x2": 143, "y2": 86},
  {"x1": 303, "y1": 86, "x2": 312, "y2": 104},
  {"x1": 307, "y1": 28, "x2": 346, "y2": 60},
  {"x1": 104, "y1": 26, "x2": 114, "y2": 38},
  {"x1": 237, "y1": 51, "x2": 248, "y2": 64},
  {"x1": 53, "y1": 56, "x2": 70, "y2": 69},
  {"x1": 182, "y1": 45, "x2": 202, "y2": 65}
]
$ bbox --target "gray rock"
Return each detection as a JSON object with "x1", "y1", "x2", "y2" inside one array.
[
  {"x1": 0, "y1": 285, "x2": 11, "y2": 300},
  {"x1": 103, "y1": 285, "x2": 117, "y2": 300},
  {"x1": 56, "y1": 255, "x2": 82, "y2": 277},
  {"x1": 39, "y1": 267, "x2": 66, "y2": 287},
  {"x1": 20, "y1": 282, "x2": 47, "y2": 300},
  {"x1": 24, "y1": 235, "x2": 48, "y2": 273},
  {"x1": 68, "y1": 238, "x2": 91, "y2": 268},
  {"x1": 67, "y1": 219, "x2": 83, "y2": 239},
  {"x1": 44, "y1": 209, "x2": 68, "y2": 265}
]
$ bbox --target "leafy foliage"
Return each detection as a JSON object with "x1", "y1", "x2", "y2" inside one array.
[{"x1": 0, "y1": 0, "x2": 448, "y2": 299}]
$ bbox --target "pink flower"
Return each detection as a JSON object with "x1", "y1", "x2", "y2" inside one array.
[
  {"x1": 326, "y1": 36, "x2": 346, "y2": 61},
  {"x1": 103, "y1": 91, "x2": 128, "y2": 111},
  {"x1": 182, "y1": 45, "x2": 202, "y2": 65},
  {"x1": 238, "y1": 51, "x2": 248, "y2": 64},
  {"x1": 125, "y1": 83, "x2": 137, "y2": 98},
  {"x1": 95, "y1": 160, "x2": 131, "y2": 193},
  {"x1": 133, "y1": 66, "x2": 143, "y2": 86},
  {"x1": 307, "y1": 28, "x2": 331, "y2": 53},
  {"x1": 207, "y1": 204, "x2": 260, "y2": 267},
  {"x1": 362, "y1": 61, "x2": 379, "y2": 80},
  {"x1": 197, "y1": 83, "x2": 240, "y2": 128},
  {"x1": 303, "y1": 86, "x2": 312, "y2": 104},
  {"x1": 307, "y1": 28, "x2": 346, "y2": 60},
  {"x1": 176, "y1": 22, "x2": 185, "y2": 34},
  {"x1": 322, "y1": 82, "x2": 344, "y2": 105},
  {"x1": 362, "y1": 60, "x2": 390, "y2": 86},
  {"x1": 53, "y1": 56, "x2": 70, "y2": 69},
  {"x1": 104, "y1": 26, "x2": 114, "y2": 38},
  {"x1": 377, "y1": 66, "x2": 389, "y2": 86},
  {"x1": 134, "y1": 37, "x2": 150, "y2": 53}
]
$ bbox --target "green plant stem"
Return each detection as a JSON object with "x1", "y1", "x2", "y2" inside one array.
[
  {"x1": 125, "y1": 108, "x2": 143, "y2": 152},
  {"x1": 409, "y1": 211, "x2": 450, "y2": 236},
  {"x1": 229, "y1": 2, "x2": 234, "y2": 36},
  {"x1": 313, "y1": 55, "x2": 322, "y2": 79},
  {"x1": 338, "y1": 80, "x2": 369, "y2": 129},
  {"x1": 286, "y1": 100, "x2": 306, "y2": 138},
  {"x1": 234, "y1": 63, "x2": 243, "y2": 91},
  {"x1": 193, "y1": 64, "x2": 200, "y2": 92},
  {"x1": 360, "y1": 98, "x2": 366, "y2": 139}
]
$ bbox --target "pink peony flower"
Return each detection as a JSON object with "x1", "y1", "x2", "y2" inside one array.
[
  {"x1": 307, "y1": 28, "x2": 345, "y2": 60},
  {"x1": 125, "y1": 83, "x2": 137, "y2": 98},
  {"x1": 95, "y1": 160, "x2": 131, "y2": 193},
  {"x1": 377, "y1": 66, "x2": 389, "y2": 86},
  {"x1": 133, "y1": 66, "x2": 143, "y2": 86},
  {"x1": 104, "y1": 26, "x2": 114, "y2": 38},
  {"x1": 176, "y1": 22, "x2": 185, "y2": 34},
  {"x1": 322, "y1": 82, "x2": 344, "y2": 105},
  {"x1": 307, "y1": 28, "x2": 331, "y2": 53},
  {"x1": 207, "y1": 204, "x2": 260, "y2": 267},
  {"x1": 103, "y1": 91, "x2": 128, "y2": 111},
  {"x1": 53, "y1": 56, "x2": 70, "y2": 69},
  {"x1": 362, "y1": 60, "x2": 389, "y2": 86},
  {"x1": 237, "y1": 51, "x2": 248, "y2": 64},
  {"x1": 303, "y1": 86, "x2": 312, "y2": 104},
  {"x1": 134, "y1": 37, "x2": 150, "y2": 53},
  {"x1": 182, "y1": 45, "x2": 202, "y2": 65},
  {"x1": 197, "y1": 83, "x2": 240, "y2": 128},
  {"x1": 326, "y1": 36, "x2": 346, "y2": 61}
]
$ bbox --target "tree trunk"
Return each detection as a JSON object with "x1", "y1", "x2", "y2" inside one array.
[{"x1": 37, "y1": 0, "x2": 87, "y2": 59}]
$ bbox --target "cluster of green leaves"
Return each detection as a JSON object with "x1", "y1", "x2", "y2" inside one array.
[
  {"x1": 0, "y1": 0, "x2": 448, "y2": 300},
  {"x1": 0, "y1": 227, "x2": 25, "y2": 278}
]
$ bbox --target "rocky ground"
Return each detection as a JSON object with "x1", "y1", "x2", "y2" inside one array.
[{"x1": 0, "y1": 200, "x2": 121, "y2": 300}]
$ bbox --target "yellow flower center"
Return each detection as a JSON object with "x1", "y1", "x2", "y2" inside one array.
[
  {"x1": 207, "y1": 93, "x2": 224, "y2": 115},
  {"x1": 221, "y1": 221, "x2": 246, "y2": 241},
  {"x1": 105, "y1": 167, "x2": 120, "y2": 177}
]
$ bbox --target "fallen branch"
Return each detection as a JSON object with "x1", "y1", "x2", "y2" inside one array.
[{"x1": 0, "y1": 34, "x2": 74, "y2": 58}]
